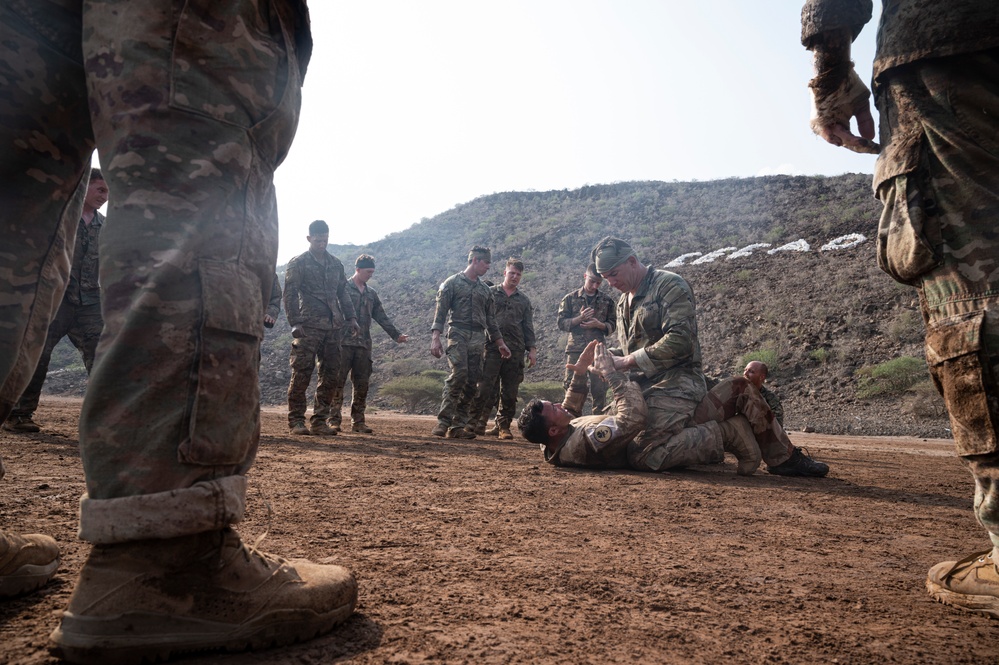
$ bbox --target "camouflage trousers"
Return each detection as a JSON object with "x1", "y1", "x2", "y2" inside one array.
[
  {"x1": 288, "y1": 326, "x2": 343, "y2": 426},
  {"x1": 330, "y1": 345, "x2": 373, "y2": 427},
  {"x1": 10, "y1": 297, "x2": 103, "y2": 419},
  {"x1": 874, "y1": 50, "x2": 999, "y2": 551},
  {"x1": 693, "y1": 377, "x2": 793, "y2": 467},
  {"x1": 562, "y1": 350, "x2": 609, "y2": 414},
  {"x1": 470, "y1": 345, "x2": 525, "y2": 430},
  {"x1": 630, "y1": 390, "x2": 725, "y2": 471},
  {"x1": 436, "y1": 327, "x2": 486, "y2": 430},
  {"x1": 0, "y1": 0, "x2": 306, "y2": 544}
]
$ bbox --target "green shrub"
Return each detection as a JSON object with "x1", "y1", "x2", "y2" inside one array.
[
  {"x1": 738, "y1": 348, "x2": 777, "y2": 373},
  {"x1": 379, "y1": 373, "x2": 445, "y2": 413},
  {"x1": 518, "y1": 381, "x2": 565, "y2": 404},
  {"x1": 855, "y1": 356, "x2": 927, "y2": 399},
  {"x1": 886, "y1": 310, "x2": 923, "y2": 343},
  {"x1": 809, "y1": 348, "x2": 830, "y2": 364},
  {"x1": 734, "y1": 269, "x2": 753, "y2": 281}
]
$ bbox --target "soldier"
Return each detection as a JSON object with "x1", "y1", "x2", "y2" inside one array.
[
  {"x1": 801, "y1": 0, "x2": 999, "y2": 615},
  {"x1": 592, "y1": 236, "x2": 828, "y2": 475},
  {"x1": 742, "y1": 361, "x2": 785, "y2": 427},
  {"x1": 330, "y1": 254, "x2": 409, "y2": 434},
  {"x1": 557, "y1": 262, "x2": 616, "y2": 415},
  {"x1": 284, "y1": 220, "x2": 360, "y2": 436},
  {"x1": 3, "y1": 168, "x2": 108, "y2": 433},
  {"x1": 264, "y1": 272, "x2": 282, "y2": 329},
  {"x1": 469, "y1": 258, "x2": 537, "y2": 440},
  {"x1": 430, "y1": 246, "x2": 511, "y2": 439},
  {"x1": 1, "y1": 1, "x2": 357, "y2": 661},
  {"x1": 519, "y1": 341, "x2": 763, "y2": 475}
]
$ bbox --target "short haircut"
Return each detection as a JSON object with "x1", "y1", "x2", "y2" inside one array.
[
  {"x1": 309, "y1": 219, "x2": 329, "y2": 236},
  {"x1": 758, "y1": 362, "x2": 769, "y2": 378},
  {"x1": 517, "y1": 398, "x2": 549, "y2": 444},
  {"x1": 506, "y1": 257, "x2": 524, "y2": 272},
  {"x1": 355, "y1": 254, "x2": 375, "y2": 269},
  {"x1": 90, "y1": 167, "x2": 104, "y2": 182},
  {"x1": 467, "y1": 245, "x2": 491, "y2": 264}
]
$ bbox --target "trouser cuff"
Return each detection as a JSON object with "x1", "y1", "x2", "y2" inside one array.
[{"x1": 78, "y1": 476, "x2": 246, "y2": 544}]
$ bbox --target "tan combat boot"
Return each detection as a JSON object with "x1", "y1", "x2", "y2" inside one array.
[
  {"x1": 431, "y1": 423, "x2": 448, "y2": 437},
  {"x1": 718, "y1": 415, "x2": 762, "y2": 476},
  {"x1": 498, "y1": 428, "x2": 513, "y2": 440},
  {"x1": 0, "y1": 529, "x2": 60, "y2": 598},
  {"x1": 289, "y1": 421, "x2": 310, "y2": 435},
  {"x1": 50, "y1": 527, "x2": 357, "y2": 664},
  {"x1": 485, "y1": 424, "x2": 500, "y2": 436},
  {"x1": 926, "y1": 549, "x2": 999, "y2": 618},
  {"x1": 351, "y1": 423, "x2": 373, "y2": 434},
  {"x1": 310, "y1": 421, "x2": 338, "y2": 436}
]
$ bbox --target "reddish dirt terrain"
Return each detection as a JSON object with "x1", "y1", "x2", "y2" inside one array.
[{"x1": 1, "y1": 397, "x2": 997, "y2": 664}]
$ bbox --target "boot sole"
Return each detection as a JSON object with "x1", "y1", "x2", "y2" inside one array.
[
  {"x1": 0, "y1": 560, "x2": 59, "y2": 597},
  {"x1": 926, "y1": 579, "x2": 999, "y2": 619},
  {"x1": 50, "y1": 599, "x2": 355, "y2": 665}
]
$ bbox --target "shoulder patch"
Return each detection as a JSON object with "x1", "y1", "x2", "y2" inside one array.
[{"x1": 594, "y1": 425, "x2": 612, "y2": 443}]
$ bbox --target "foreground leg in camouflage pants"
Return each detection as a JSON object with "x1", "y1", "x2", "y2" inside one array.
[
  {"x1": 1, "y1": 1, "x2": 356, "y2": 661},
  {"x1": 869, "y1": 52, "x2": 999, "y2": 617}
]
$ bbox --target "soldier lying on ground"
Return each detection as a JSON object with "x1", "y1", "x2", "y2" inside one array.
[{"x1": 519, "y1": 341, "x2": 828, "y2": 477}]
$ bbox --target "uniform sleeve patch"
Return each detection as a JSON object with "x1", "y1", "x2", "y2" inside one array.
[{"x1": 594, "y1": 425, "x2": 612, "y2": 443}]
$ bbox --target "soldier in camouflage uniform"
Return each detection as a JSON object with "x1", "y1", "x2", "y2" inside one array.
[
  {"x1": 4, "y1": 168, "x2": 108, "y2": 433},
  {"x1": 0, "y1": 0, "x2": 357, "y2": 659},
  {"x1": 742, "y1": 361, "x2": 785, "y2": 427},
  {"x1": 519, "y1": 341, "x2": 764, "y2": 475},
  {"x1": 469, "y1": 258, "x2": 537, "y2": 440},
  {"x1": 330, "y1": 254, "x2": 408, "y2": 434},
  {"x1": 592, "y1": 236, "x2": 828, "y2": 475},
  {"x1": 284, "y1": 220, "x2": 360, "y2": 436},
  {"x1": 802, "y1": 0, "x2": 999, "y2": 616},
  {"x1": 264, "y1": 273, "x2": 282, "y2": 329},
  {"x1": 557, "y1": 263, "x2": 616, "y2": 415},
  {"x1": 430, "y1": 246, "x2": 511, "y2": 438}
]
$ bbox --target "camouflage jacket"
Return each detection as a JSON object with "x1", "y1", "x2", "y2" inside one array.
[
  {"x1": 431, "y1": 272, "x2": 502, "y2": 342},
  {"x1": 557, "y1": 287, "x2": 616, "y2": 354},
  {"x1": 543, "y1": 370, "x2": 648, "y2": 469},
  {"x1": 612, "y1": 266, "x2": 706, "y2": 401},
  {"x1": 800, "y1": 0, "x2": 999, "y2": 85},
  {"x1": 283, "y1": 250, "x2": 356, "y2": 330},
  {"x1": 266, "y1": 273, "x2": 282, "y2": 321},
  {"x1": 65, "y1": 211, "x2": 104, "y2": 306},
  {"x1": 488, "y1": 285, "x2": 536, "y2": 352},
  {"x1": 342, "y1": 278, "x2": 402, "y2": 350},
  {"x1": 760, "y1": 385, "x2": 785, "y2": 427}
]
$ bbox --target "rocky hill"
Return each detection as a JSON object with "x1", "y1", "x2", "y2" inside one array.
[{"x1": 42, "y1": 174, "x2": 951, "y2": 438}]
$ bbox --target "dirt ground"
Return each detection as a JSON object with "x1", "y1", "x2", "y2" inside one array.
[{"x1": 1, "y1": 397, "x2": 997, "y2": 665}]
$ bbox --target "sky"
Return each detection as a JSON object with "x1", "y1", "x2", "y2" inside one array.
[{"x1": 268, "y1": 1, "x2": 882, "y2": 263}]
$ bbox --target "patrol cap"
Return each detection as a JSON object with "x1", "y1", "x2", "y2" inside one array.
[
  {"x1": 356, "y1": 254, "x2": 375, "y2": 269},
  {"x1": 591, "y1": 236, "x2": 636, "y2": 274}
]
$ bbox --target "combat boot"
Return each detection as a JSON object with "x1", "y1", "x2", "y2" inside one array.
[
  {"x1": 327, "y1": 422, "x2": 342, "y2": 434},
  {"x1": 485, "y1": 424, "x2": 500, "y2": 436},
  {"x1": 927, "y1": 549, "x2": 999, "y2": 618},
  {"x1": 498, "y1": 428, "x2": 514, "y2": 440},
  {"x1": 351, "y1": 423, "x2": 373, "y2": 434},
  {"x1": 289, "y1": 421, "x2": 310, "y2": 436},
  {"x1": 0, "y1": 529, "x2": 60, "y2": 598},
  {"x1": 718, "y1": 416, "x2": 762, "y2": 476},
  {"x1": 49, "y1": 527, "x2": 357, "y2": 665},
  {"x1": 3, "y1": 415, "x2": 40, "y2": 433},
  {"x1": 310, "y1": 421, "x2": 338, "y2": 436},
  {"x1": 447, "y1": 427, "x2": 475, "y2": 439},
  {"x1": 470, "y1": 422, "x2": 486, "y2": 436},
  {"x1": 431, "y1": 423, "x2": 448, "y2": 437},
  {"x1": 767, "y1": 447, "x2": 829, "y2": 477}
]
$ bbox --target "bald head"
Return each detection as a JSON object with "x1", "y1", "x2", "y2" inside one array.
[{"x1": 743, "y1": 361, "x2": 768, "y2": 389}]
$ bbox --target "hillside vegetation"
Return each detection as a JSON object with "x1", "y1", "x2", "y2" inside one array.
[{"x1": 44, "y1": 174, "x2": 950, "y2": 438}]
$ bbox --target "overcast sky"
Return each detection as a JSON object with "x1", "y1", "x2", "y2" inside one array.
[{"x1": 269, "y1": 1, "x2": 881, "y2": 263}]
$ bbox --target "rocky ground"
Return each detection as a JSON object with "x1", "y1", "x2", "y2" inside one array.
[{"x1": 1, "y1": 397, "x2": 995, "y2": 665}]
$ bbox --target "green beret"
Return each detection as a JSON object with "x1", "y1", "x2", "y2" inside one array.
[{"x1": 591, "y1": 236, "x2": 636, "y2": 273}]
